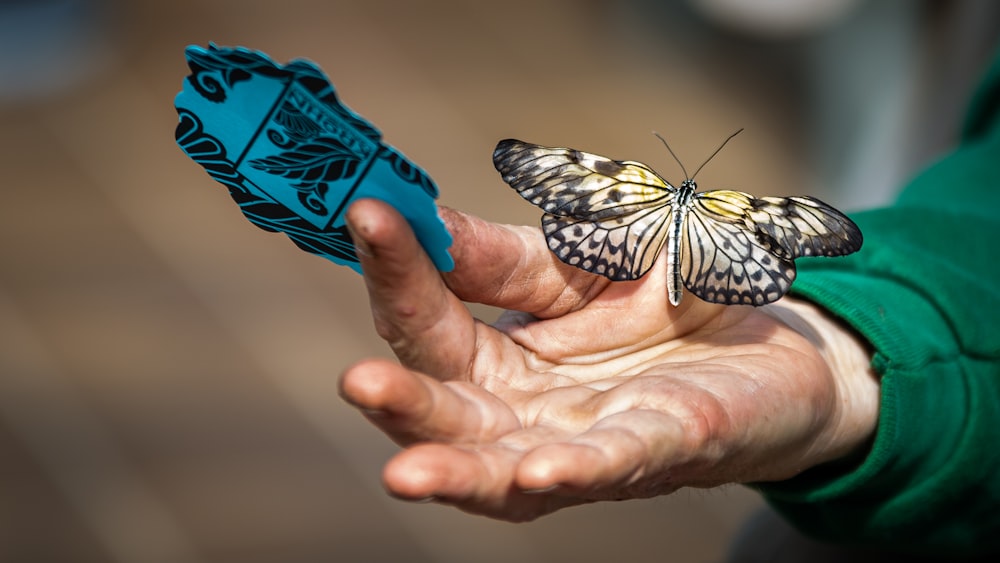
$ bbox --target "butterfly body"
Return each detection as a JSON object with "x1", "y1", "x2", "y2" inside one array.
[
  {"x1": 666, "y1": 180, "x2": 696, "y2": 306},
  {"x1": 493, "y1": 138, "x2": 863, "y2": 307}
]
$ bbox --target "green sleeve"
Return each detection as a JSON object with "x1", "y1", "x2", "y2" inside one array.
[{"x1": 756, "y1": 52, "x2": 1000, "y2": 556}]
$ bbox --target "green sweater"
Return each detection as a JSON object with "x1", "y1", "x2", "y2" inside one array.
[{"x1": 759, "y1": 52, "x2": 1000, "y2": 557}]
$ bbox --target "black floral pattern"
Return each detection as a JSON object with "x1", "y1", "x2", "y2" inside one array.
[{"x1": 175, "y1": 45, "x2": 448, "y2": 272}]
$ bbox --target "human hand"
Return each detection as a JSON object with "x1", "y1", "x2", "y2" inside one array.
[{"x1": 339, "y1": 199, "x2": 878, "y2": 522}]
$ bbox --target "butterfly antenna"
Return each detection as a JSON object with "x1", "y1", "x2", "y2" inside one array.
[
  {"x1": 653, "y1": 131, "x2": 689, "y2": 180},
  {"x1": 691, "y1": 128, "x2": 743, "y2": 180}
]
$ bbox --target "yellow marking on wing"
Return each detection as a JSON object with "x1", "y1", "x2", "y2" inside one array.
[{"x1": 696, "y1": 190, "x2": 752, "y2": 219}]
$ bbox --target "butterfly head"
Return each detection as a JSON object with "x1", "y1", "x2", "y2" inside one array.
[{"x1": 677, "y1": 179, "x2": 698, "y2": 203}]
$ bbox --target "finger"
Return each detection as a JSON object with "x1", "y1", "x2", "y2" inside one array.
[
  {"x1": 493, "y1": 252, "x2": 729, "y2": 358},
  {"x1": 382, "y1": 442, "x2": 582, "y2": 521},
  {"x1": 515, "y1": 411, "x2": 686, "y2": 499},
  {"x1": 442, "y1": 207, "x2": 729, "y2": 347},
  {"x1": 346, "y1": 199, "x2": 476, "y2": 377},
  {"x1": 439, "y1": 207, "x2": 610, "y2": 318},
  {"x1": 339, "y1": 358, "x2": 520, "y2": 445}
]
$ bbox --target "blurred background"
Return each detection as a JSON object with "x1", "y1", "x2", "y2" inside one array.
[{"x1": 1, "y1": 0, "x2": 997, "y2": 561}]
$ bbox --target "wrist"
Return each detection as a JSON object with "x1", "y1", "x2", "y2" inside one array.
[{"x1": 762, "y1": 297, "x2": 880, "y2": 465}]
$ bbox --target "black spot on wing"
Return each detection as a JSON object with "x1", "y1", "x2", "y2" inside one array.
[
  {"x1": 749, "y1": 195, "x2": 863, "y2": 259},
  {"x1": 541, "y1": 205, "x2": 670, "y2": 282},
  {"x1": 682, "y1": 208, "x2": 796, "y2": 306},
  {"x1": 594, "y1": 158, "x2": 626, "y2": 176}
]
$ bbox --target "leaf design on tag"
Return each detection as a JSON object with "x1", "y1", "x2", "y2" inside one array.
[
  {"x1": 249, "y1": 137, "x2": 362, "y2": 183},
  {"x1": 292, "y1": 181, "x2": 330, "y2": 215},
  {"x1": 272, "y1": 100, "x2": 324, "y2": 146}
]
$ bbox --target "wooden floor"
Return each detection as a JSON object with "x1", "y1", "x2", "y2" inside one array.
[{"x1": 7, "y1": 1, "x2": 988, "y2": 562}]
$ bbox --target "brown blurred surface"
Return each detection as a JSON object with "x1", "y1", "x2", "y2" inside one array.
[{"x1": 3, "y1": 1, "x2": 992, "y2": 562}]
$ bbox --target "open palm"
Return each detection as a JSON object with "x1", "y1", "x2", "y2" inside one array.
[{"x1": 339, "y1": 199, "x2": 878, "y2": 522}]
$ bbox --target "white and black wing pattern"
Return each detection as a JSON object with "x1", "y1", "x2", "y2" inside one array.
[
  {"x1": 492, "y1": 138, "x2": 864, "y2": 307},
  {"x1": 682, "y1": 190, "x2": 863, "y2": 305},
  {"x1": 494, "y1": 139, "x2": 677, "y2": 280},
  {"x1": 747, "y1": 196, "x2": 863, "y2": 259},
  {"x1": 683, "y1": 191, "x2": 797, "y2": 306},
  {"x1": 493, "y1": 139, "x2": 675, "y2": 220},
  {"x1": 541, "y1": 204, "x2": 672, "y2": 280}
]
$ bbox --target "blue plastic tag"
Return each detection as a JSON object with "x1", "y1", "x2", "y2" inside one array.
[{"x1": 174, "y1": 44, "x2": 454, "y2": 273}]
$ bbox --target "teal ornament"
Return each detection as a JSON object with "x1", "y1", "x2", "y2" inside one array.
[{"x1": 175, "y1": 44, "x2": 453, "y2": 273}]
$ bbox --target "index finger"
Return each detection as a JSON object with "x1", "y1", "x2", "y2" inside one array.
[{"x1": 347, "y1": 199, "x2": 477, "y2": 378}]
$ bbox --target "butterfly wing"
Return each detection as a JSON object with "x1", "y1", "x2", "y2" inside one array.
[
  {"x1": 494, "y1": 139, "x2": 675, "y2": 279},
  {"x1": 493, "y1": 139, "x2": 674, "y2": 220},
  {"x1": 682, "y1": 190, "x2": 796, "y2": 305},
  {"x1": 541, "y1": 205, "x2": 672, "y2": 280},
  {"x1": 683, "y1": 190, "x2": 863, "y2": 305},
  {"x1": 748, "y1": 196, "x2": 863, "y2": 258}
]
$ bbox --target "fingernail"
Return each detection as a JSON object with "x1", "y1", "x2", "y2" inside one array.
[
  {"x1": 520, "y1": 484, "x2": 559, "y2": 495},
  {"x1": 347, "y1": 224, "x2": 374, "y2": 259},
  {"x1": 387, "y1": 490, "x2": 440, "y2": 504}
]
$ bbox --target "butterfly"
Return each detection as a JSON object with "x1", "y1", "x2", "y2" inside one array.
[{"x1": 492, "y1": 132, "x2": 863, "y2": 306}]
